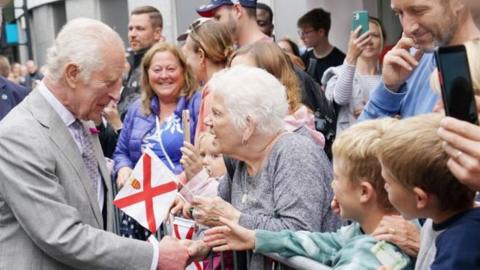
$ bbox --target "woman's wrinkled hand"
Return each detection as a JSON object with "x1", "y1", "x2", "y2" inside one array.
[
  {"x1": 371, "y1": 215, "x2": 420, "y2": 257},
  {"x1": 190, "y1": 196, "x2": 241, "y2": 227}
]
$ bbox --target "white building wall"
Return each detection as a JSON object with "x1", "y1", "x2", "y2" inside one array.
[{"x1": 65, "y1": 0, "x2": 99, "y2": 20}]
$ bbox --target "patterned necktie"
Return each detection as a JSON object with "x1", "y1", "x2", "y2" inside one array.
[{"x1": 71, "y1": 120, "x2": 100, "y2": 198}]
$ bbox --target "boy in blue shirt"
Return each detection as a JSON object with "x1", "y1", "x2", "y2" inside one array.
[
  {"x1": 377, "y1": 113, "x2": 480, "y2": 269},
  {"x1": 203, "y1": 119, "x2": 413, "y2": 269}
]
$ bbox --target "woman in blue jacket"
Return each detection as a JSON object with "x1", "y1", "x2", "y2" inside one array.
[{"x1": 113, "y1": 42, "x2": 200, "y2": 240}]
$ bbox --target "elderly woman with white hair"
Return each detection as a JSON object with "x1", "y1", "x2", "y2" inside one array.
[{"x1": 189, "y1": 65, "x2": 340, "y2": 268}]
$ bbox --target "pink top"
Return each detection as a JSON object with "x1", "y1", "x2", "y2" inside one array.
[
  {"x1": 284, "y1": 105, "x2": 325, "y2": 148},
  {"x1": 179, "y1": 169, "x2": 219, "y2": 201}
]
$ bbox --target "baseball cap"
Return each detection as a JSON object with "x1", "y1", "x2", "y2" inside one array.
[{"x1": 196, "y1": 0, "x2": 257, "y2": 17}]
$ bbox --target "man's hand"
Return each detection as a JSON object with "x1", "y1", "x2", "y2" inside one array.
[
  {"x1": 179, "y1": 239, "x2": 211, "y2": 262},
  {"x1": 204, "y1": 217, "x2": 256, "y2": 252},
  {"x1": 437, "y1": 96, "x2": 480, "y2": 191},
  {"x1": 382, "y1": 35, "x2": 423, "y2": 92},
  {"x1": 157, "y1": 236, "x2": 190, "y2": 270}
]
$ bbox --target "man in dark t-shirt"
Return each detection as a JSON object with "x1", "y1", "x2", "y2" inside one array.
[{"x1": 297, "y1": 8, "x2": 345, "y2": 85}]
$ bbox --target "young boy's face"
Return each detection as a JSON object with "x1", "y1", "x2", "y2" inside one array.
[
  {"x1": 331, "y1": 157, "x2": 362, "y2": 220},
  {"x1": 381, "y1": 164, "x2": 419, "y2": 220}
]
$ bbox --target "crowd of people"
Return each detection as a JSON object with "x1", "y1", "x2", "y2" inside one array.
[{"x1": 1, "y1": 0, "x2": 480, "y2": 269}]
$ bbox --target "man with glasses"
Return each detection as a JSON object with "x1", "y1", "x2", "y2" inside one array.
[{"x1": 297, "y1": 8, "x2": 345, "y2": 85}]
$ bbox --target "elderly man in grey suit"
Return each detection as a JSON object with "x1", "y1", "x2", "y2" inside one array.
[{"x1": 0, "y1": 18, "x2": 190, "y2": 270}]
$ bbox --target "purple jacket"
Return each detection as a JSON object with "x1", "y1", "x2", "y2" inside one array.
[{"x1": 113, "y1": 92, "x2": 201, "y2": 175}]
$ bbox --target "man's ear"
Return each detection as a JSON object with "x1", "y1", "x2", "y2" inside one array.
[
  {"x1": 242, "y1": 115, "x2": 257, "y2": 143},
  {"x1": 413, "y1": 186, "x2": 429, "y2": 209},
  {"x1": 153, "y1": 27, "x2": 163, "y2": 41},
  {"x1": 64, "y1": 63, "x2": 80, "y2": 89},
  {"x1": 359, "y1": 180, "x2": 375, "y2": 204}
]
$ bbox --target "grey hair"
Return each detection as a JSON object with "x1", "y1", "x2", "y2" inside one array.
[
  {"x1": 208, "y1": 65, "x2": 288, "y2": 135},
  {"x1": 46, "y1": 18, "x2": 125, "y2": 82}
]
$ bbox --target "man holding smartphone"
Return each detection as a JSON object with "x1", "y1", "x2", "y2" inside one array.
[
  {"x1": 359, "y1": 0, "x2": 480, "y2": 120},
  {"x1": 437, "y1": 39, "x2": 480, "y2": 193}
]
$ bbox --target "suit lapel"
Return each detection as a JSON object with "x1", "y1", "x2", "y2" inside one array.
[{"x1": 27, "y1": 91, "x2": 104, "y2": 227}]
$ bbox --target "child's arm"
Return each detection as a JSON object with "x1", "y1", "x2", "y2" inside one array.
[
  {"x1": 204, "y1": 217, "x2": 342, "y2": 265},
  {"x1": 203, "y1": 217, "x2": 256, "y2": 251}
]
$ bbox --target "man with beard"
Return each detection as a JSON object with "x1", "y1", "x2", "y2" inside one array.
[
  {"x1": 196, "y1": 0, "x2": 271, "y2": 47},
  {"x1": 359, "y1": 0, "x2": 480, "y2": 120},
  {"x1": 117, "y1": 6, "x2": 163, "y2": 119}
]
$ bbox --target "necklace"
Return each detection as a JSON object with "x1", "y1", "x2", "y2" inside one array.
[
  {"x1": 241, "y1": 193, "x2": 248, "y2": 204},
  {"x1": 240, "y1": 165, "x2": 251, "y2": 204}
]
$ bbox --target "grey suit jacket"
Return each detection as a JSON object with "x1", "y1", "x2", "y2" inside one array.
[{"x1": 0, "y1": 90, "x2": 153, "y2": 269}]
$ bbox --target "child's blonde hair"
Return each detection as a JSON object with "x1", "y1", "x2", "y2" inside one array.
[
  {"x1": 332, "y1": 117, "x2": 398, "y2": 212},
  {"x1": 376, "y1": 113, "x2": 475, "y2": 211}
]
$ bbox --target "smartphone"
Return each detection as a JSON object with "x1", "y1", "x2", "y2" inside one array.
[
  {"x1": 352, "y1": 10, "x2": 369, "y2": 35},
  {"x1": 182, "y1": 109, "x2": 191, "y2": 143},
  {"x1": 435, "y1": 45, "x2": 478, "y2": 124}
]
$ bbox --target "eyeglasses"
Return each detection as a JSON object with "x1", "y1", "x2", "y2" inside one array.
[
  {"x1": 297, "y1": 29, "x2": 316, "y2": 37},
  {"x1": 190, "y1": 18, "x2": 212, "y2": 31}
]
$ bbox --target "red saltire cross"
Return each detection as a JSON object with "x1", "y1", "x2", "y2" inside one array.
[
  {"x1": 173, "y1": 224, "x2": 203, "y2": 270},
  {"x1": 114, "y1": 154, "x2": 177, "y2": 233}
]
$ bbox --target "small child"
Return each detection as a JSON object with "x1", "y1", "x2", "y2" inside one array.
[
  {"x1": 375, "y1": 113, "x2": 480, "y2": 270},
  {"x1": 179, "y1": 133, "x2": 233, "y2": 270},
  {"x1": 179, "y1": 132, "x2": 226, "y2": 201},
  {"x1": 202, "y1": 118, "x2": 414, "y2": 269}
]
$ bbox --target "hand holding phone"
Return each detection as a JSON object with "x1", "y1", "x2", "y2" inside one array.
[
  {"x1": 435, "y1": 45, "x2": 478, "y2": 124},
  {"x1": 352, "y1": 10, "x2": 369, "y2": 35},
  {"x1": 347, "y1": 10, "x2": 372, "y2": 65}
]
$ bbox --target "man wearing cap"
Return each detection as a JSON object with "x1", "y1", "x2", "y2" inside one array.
[
  {"x1": 196, "y1": 0, "x2": 271, "y2": 47},
  {"x1": 118, "y1": 5, "x2": 163, "y2": 119}
]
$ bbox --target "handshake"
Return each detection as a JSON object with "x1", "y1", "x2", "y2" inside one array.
[{"x1": 156, "y1": 236, "x2": 209, "y2": 270}]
